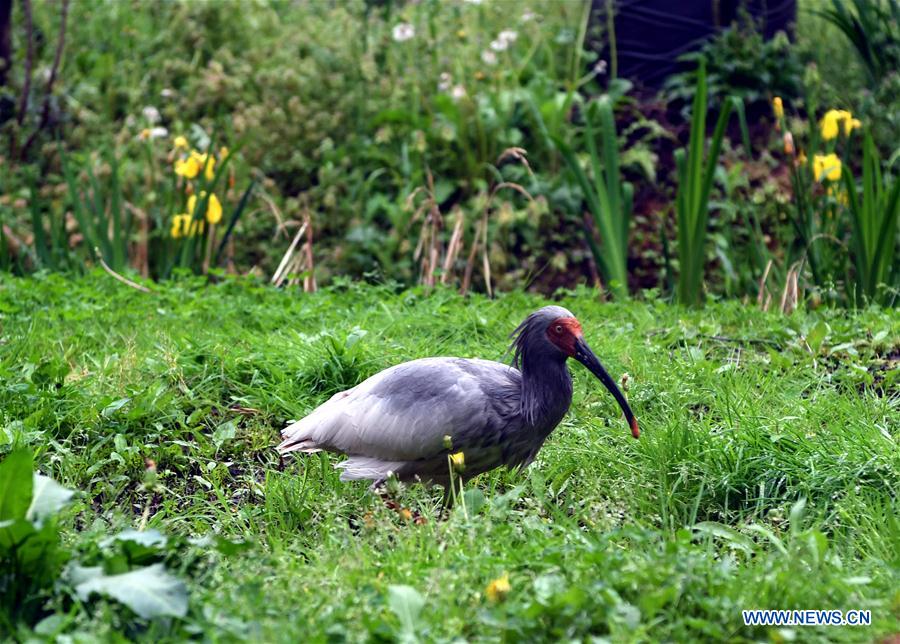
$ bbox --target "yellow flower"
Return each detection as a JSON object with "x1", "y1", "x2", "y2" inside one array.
[
  {"x1": 449, "y1": 451, "x2": 465, "y2": 472},
  {"x1": 219, "y1": 146, "x2": 229, "y2": 160},
  {"x1": 819, "y1": 109, "x2": 861, "y2": 140},
  {"x1": 772, "y1": 96, "x2": 784, "y2": 120},
  {"x1": 174, "y1": 156, "x2": 201, "y2": 179},
  {"x1": 206, "y1": 193, "x2": 223, "y2": 224},
  {"x1": 485, "y1": 574, "x2": 511, "y2": 602},
  {"x1": 170, "y1": 214, "x2": 188, "y2": 239},
  {"x1": 170, "y1": 214, "x2": 203, "y2": 238},
  {"x1": 173, "y1": 135, "x2": 189, "y2": 149},
  {"x1": 813, "y1": 153, "x2": 842, "y2": 182},
  {"x1": 139, "y1": 128, "x2": 152, "y2": 141},
  {"x1": 187, "y1": 191, "x2": 223, "y2": 224},
  {"x1": 190, "y1": 151, "x2": 216, "y2": 181},
  {"x1": 457, "y1": 29, "x2": 467, "y2": 39}
]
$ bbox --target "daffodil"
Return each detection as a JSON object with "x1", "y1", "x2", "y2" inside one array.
[
  {"x1": 485, "y1": 574, "x2": 511, "y2": 602},
  {"x1": 449, "y1": 451, "x2": 465, "y2": 472},
  {"x1": 813, "y1": 153, "x2": 842, "y2": 182},
  {"x1": 174, "y1": 135, "x2": 189, "y2": 149},
  {"x1": 819, "y1": 109, "x2": 861, "y2": 140},
  {"x1": 772, "y1": 96, "x2": 784, "y2": 120}
]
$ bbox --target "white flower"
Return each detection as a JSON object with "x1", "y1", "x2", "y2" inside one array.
[
  {"x1": 160, "y1": 88, "x2": 175, "y2": 99},
  {"x1": 594, "y1": 60, "x2": 607, "y2": 75},
  {"x1": 498, "y1": 30, "x2": 518, "y2": 44},
  {"x1": 142, "y1": 105, "x2": 161, "y2": 124},
  {"x1": 490, "y1": 38, "x2": 507, "y2": 52},
  {"x1": 137, "y1": 126, "x2": 168, "y2": 141},
  {"x1": 451, "y1": 85, "x2": 467, "y2": 100},
  {"x1": 464, "y1": 0, "x2": 483, "y2": 4},
  {"x1": 392, "y1": 22, "x2": 415, "y2": 42},
  {"x1": 438, "y1": 72, "x2": 452, "y2": 92},
  {"x1": 481, "y1": 50, "x2": 498, "y2": 66},
  {"x1": 521, "y1": 11, "x2": 535, "y2": 22}
]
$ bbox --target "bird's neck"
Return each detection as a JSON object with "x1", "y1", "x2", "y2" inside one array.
[{"x1": 519, "y1": 356, "x2": 573, "y2": 432}]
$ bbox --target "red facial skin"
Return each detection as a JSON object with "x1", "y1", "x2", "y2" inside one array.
[{"x1": 546, "y1": 317, "x2": 583, "y2": 356}]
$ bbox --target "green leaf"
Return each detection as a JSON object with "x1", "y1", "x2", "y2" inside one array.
[
  {"x1": 212, "y1": 421, "x2": 237, "y2": 449},
  {"x1": 102, "y1": 397, "x2": 131, "y2": 418},
  {"x1": 693, "y1": 521, "x2": 754, "y2": 554},
  {"x1": 74, "y1": 563, "x2": 188, "y2": 619},
  {"x1": 26, "y1": 474, "x2": 75, "y2": 527},
  {"x1": 805, "y1": 321, "x2": 829, "y2": 354},
  {"x1": 102, "y1": 529, "x2": 167, "y2": 549},
  {"x1": 387, "y1": 584, "x2": 425, "y2": 642},
  {"x1": 462, "y1": 488, "x2": 486, "y2": 515},
  {"x1": 0, "y1": 450, "x2": 34, "y2": 521}
]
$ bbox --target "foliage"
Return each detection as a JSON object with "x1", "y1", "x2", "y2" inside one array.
[
  {"x1": 674, "y1": 62, "x2": 741, "y2": 306},
  {"x1": 816, "y1": 0, "x2": 900, "y2": 88},
  {"x1": 664, "y1": 14, "x2": 803, "y2": 111},
  {"x1": 843, "y1": 132, "x2": 900, "y2": 305},
  {"x1": 0, "y1": 450, "x2": 73, "y2": 630},
  {"x1": 1, "y1": 0, "x2": 601, "y2": 287},
  {"x1": 0, "y1": 274, "x2": 898, "y2": 639},
  {"x1": 772, "y1": 89, "x2": 898, "y2": 308},
  {"x1": 554, "y1": 97, "x2": 633, "y2": 299}
]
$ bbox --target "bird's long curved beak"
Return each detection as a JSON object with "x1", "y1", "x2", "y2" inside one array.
[{"x1": 573, "y1": 336, "x2": 640, "y2": 439}]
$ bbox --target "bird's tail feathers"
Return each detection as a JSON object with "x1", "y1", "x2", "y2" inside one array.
[
  {"x1": 336, "y1": 456, "x2": 406, "y2": 482},
  {"x1": 277, "y1": 419, "x2": 322, "y2": 455}
]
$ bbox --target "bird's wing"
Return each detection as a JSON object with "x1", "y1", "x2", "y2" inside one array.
[{"x1": 278, "y1": 357, "x2": 520, "y2": 461}]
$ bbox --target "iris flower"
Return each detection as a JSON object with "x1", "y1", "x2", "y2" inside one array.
[
  {"x1": 772, "y1": 96, "x2": 784, "y2": 119},
  {"x1": 813, "y1": 153, "x2": 842, "y2": 182},
  {"x1": 187, "y1": 192, "x2": 223, "y2": 224},
  {"x1": 820, "y1": 109, "x2": 860, "y2": 140}
]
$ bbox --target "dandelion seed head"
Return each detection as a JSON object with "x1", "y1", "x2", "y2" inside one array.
[{"x1": 392, "y1": 22, "x2": 415, "y2": 42}]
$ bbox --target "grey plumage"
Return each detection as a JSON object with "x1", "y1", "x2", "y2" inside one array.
[{"x1": 277, "y1": 305, "x2": 638, "y2": 488}]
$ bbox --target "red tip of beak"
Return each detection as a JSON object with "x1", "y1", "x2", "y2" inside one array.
[{"x1": 630, "y1": 418, "x2": 640, "y2": 439}]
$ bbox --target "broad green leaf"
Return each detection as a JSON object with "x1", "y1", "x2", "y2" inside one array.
[
  {"x1": 26, "y1": 474, "x2": 75, "y2": 527},
  {"x1": 102, "y1": 397, "x2": 131, "y2": 418},
  {"x1": 387, "y1": 584, "x2": 425, "y2": 642},
  {"x1": 0, "y1": 450, "x2": 34, "y2": 521},
  {"x1": 101, "y1": 529, "x2": 167, "y2": 549},
  {"x1": 75, "y1": 563, "x2": 188, "y2": 619},
  {"x1": 461, "y1": 488, "x2": 486, "y2": 515},
  {"x1": 212, "y1": 421, "x2": 237, "y2": 449},
  {"x1": 805, "y1": 321, "x2": 829, "y2": 354}
]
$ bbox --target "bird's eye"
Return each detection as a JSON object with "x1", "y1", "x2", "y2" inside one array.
[{"x1": 555, "y1": 325, "x2": 563, "y2": 334}]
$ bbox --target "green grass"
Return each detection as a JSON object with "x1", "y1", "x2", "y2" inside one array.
[{"x1": 1, "y1": 274, "x2": 898, "y2": 641}]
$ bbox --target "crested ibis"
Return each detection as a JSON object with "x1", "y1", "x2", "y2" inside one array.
[{"x1": 277, "y1": 306, "x2": 639, "y2": 489}]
